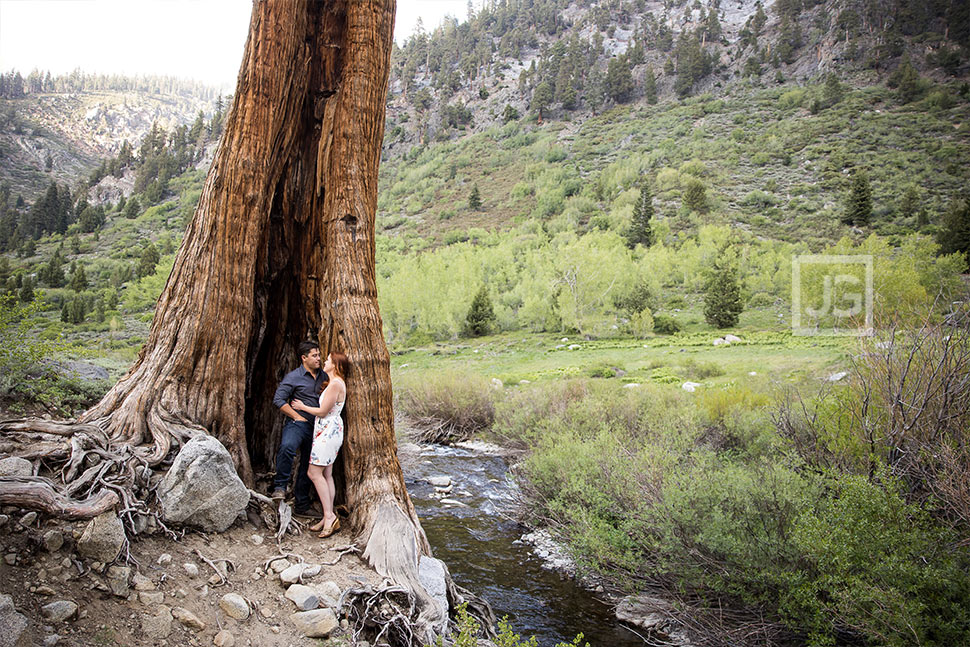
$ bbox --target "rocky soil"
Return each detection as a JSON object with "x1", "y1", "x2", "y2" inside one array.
[{"x1": 0, "y1": 505, "x2": 385, "y2": 647}]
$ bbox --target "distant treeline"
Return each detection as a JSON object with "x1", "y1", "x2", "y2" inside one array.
[{"x1": 0, "y1": 68, "x2": 221, "y2": 100}]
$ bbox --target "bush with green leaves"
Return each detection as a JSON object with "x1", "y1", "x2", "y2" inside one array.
[{"x1": 652, "y1": 312, "x2": 683, "y2": 334}]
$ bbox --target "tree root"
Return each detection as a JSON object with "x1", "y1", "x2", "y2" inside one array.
[{"x1": 0, "y1": 476, "x2": 119, "y2": 518}]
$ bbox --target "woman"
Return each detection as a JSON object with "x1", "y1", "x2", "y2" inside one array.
[{"x1": 291, "y1": 350, "x2": 348, "y2": 537}]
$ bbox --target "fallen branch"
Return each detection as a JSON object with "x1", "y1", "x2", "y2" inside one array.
[{"x1": 194, "y1": 548, "x2": 235, "y2": 586}]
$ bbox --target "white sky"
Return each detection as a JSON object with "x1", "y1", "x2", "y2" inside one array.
[{"x1": 0, "y1": 0, "x2": 471, "y2": 91}]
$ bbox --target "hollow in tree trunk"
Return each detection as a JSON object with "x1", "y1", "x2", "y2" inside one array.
[{"x1": 1, "y1": 0, "x2": 454, "y2": 640}]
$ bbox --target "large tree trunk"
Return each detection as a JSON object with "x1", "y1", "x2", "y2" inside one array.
[{"x1": 2, "y1": 0, "x2": 451, "y2": 640}]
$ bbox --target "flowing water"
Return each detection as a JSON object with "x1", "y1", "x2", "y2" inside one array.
[{"x1": 402, "y1": 443, "x2": 646, "y2": 647}]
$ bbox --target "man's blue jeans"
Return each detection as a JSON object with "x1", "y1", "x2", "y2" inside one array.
[{"x1": 274, "y1": 418, "x2": 313, "y2": 509}]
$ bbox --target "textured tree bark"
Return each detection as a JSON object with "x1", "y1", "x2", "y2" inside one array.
[{"x1": 2, "y1": 0, "x2": 449, "y2": 638}]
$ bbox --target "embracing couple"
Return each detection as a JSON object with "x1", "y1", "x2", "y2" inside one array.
[{"x1": 271, "y1": 340, "x2": 348, "y2": 538}]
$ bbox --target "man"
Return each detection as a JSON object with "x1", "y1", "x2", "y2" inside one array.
[{"x1": 271, "y1": 340, "x2": 328, "y2": 513}]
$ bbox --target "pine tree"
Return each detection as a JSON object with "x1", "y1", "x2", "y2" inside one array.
[
  {"x1": 703, "y1": 253, "x2": 744, "y2": 328},
  {"x1": 625, "y1": 183, "x2": 655, "y2": 248},
  {"x1": 463, "y1": 285, "x2": 495, "y2": 336},
  {"x1": 123, "y1": 196, "x2": 141, "y2": 219},
  {"x1": 137, "y1": 243, "x2": 160, "y2": 278},
  {"x1": 69, "y1": 264, "x2": 88, "y2": 293},
  {"x1": 606, "y1": 56, "x2": 634, "y2": 103},
  {"x1": 468, "y1": 185, "x2": 482, "y2": 210},
  {"x1": 843, "y1": 171, "x2": 872, "y2": 226},
  {"x1": 644, "y1": 67, "x2": 658, "y2": 104},
  {"x1": 938, "y1": 196, "x2": 970, "y2": 264},
  {"x1": 531, "y1": 80, "x2": 553, "y2": 121}
]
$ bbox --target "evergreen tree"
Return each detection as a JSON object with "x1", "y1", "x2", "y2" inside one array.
[
  {"x1": 843, "y1": 171, "x2": 872, "y2": 226},
  {"x1": 606, "y1": 56, "x2": 634, "y2": 103},
  {"x1": 69, "y1": 264, "x2": 88, "y2": 293},
  {"x1": 531, "y1": 80, "x2": 553, "y2": 121},
  {"x1": 644, "y1": 67, "x2": 658, "y2": 104},
  {"x1": 683, "y1": 177, "x2": 708, "y2": 213},
  {"x1": 468, "y1": 185, "x2": 482, "y2": 210},
  {"x1": 822, "y1": 73, "x2": 844, "y2": 107},
  {"x1": 625, "y1": 183, "x2": 655, "y2": 248},
  {"x1": 137, "y1": 243, "x2": 160, "y2": 278},
  {"x1": 18, "y1": 277, "x2": 34, "y2": 303},
  {"x1": 463, "y1": 285, "x2": 495, "y2": 336},
  {"x1": 502, "y1": 104, "x2": 520, "y2": 123},
  {"x1": 703, "y1": 253, "x2": 744, "y2": 328},
  {"x1": 123, "y1": 196, "x2": 141, "y2": 219},
  {"x1": 938, "y1": 196, "x2": 970, "y2": 264}
]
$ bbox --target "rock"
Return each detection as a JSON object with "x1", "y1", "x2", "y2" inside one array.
[
  {"x1": 568, "y1": 344, "x2": 581, "y2": 350},
  {"x1": 156, "y1": 435, "x2": 250, "y2": 532},
  {"x1": 141, "y1": 605, "x2": 172, "y2": 639},
  {"x1": 171, "y1": 607, "x2": 206, "y2": 631},
  {"x1": 183, "y1": 563, "x2": 200, "y2": 577},
  {"x1": 106, "y1": 565, "x2": 131, "y2": 597},
  {"x1": 288, "y1": 608, "x2": 338, "y2": 638},
  {"x1": 312, "y1": 581, "x2": 342, "y2": 607},
  {"x1": 418, "y1": 556, "x2": 448, "y2": 630},
  {"x1": 713, "y1": 338, "x2": 728, "y2": 346},
  {"x1": 213, "y1": 629, "x2": 235, "y2": 647},
  {"x1": 0, "y1": 515, "x2": 8, "y2": 529},
  {"x1": 34, "y1": 586, "x2": 56, "y2": 596},
  {"x1": 3, "y1": 554, "x2": 16, "y2": 566},
  {"x1": 490, "y1": 378, "x2": 503, "y2": 389},
  {"x1": 43, "y1": 634, "x2": 60, "y2": 647},
  {"x1": 18, "y1": 512, "x2": 37, "y2": 527},
  {"x1": 77, "y1": 512, "x2": 125, "y2": 563},
  {"x1": 280, "y1": 563, "x2": 320, "y2": 585},
  {"x1": 0, "y1": 457, "x2": 32, "y2": 477},
  {"x1": 42, "y1": 530, "x2": 64, "y2": 552},
  {"x1": 681, "y1": 381, "x2": 702, "y2": 392},
  {"x1": 138, "y1": 592, "x2": 165, "y2": 605},
  {"x1": 827, "y1": 371, "x2": 848, "y2": 382},
  {"x1": 218, "y1": 593, "x2": 249, "y2": 620},
  {"x1": 427, "y1": 476, "x2": 451, "y2": 488},
  {"x1": 284, "y1": 584, "x2": 319, "y2": 611},
  {"x1": 249, "y1": 534, "x2": 263, "y2": 546},
  {"x1": 157, "y1": 553, "x2": 172, "y2": 566},
  {"x1": 622, "y1": 383, "x2": 641, "y2": 389},
  {"x1": 724, "y1": 334, "x2": 742, "y2": 343},
  {"x1": 268, "y1": 558, "x2": 290, "y2": 574},
  {"x1": 259, "y1": 607, "x2": 274, "y2": 619},
  {"x1": 132, "y1": 573, "x2": 155, "y2": 591},
  {"x1": 615, "y1": 595, "x2": 675, "y2": 633},
  {"x1": 0, "y1": 593, "x2": 29, "y2": 647},
  {"x1": 40, "y1": 600, "x2": 78, "y2": 623}
]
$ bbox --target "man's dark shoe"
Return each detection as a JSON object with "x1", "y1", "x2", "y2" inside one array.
[
  {"x1": 293, "y1": 506, "x2": 313, "y2": 517},
  {"x1": 271, "y1": 488, "x2": 285, "y2": 501}
]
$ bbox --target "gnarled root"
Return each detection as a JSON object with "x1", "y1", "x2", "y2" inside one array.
[{"x1": 0, "y1": 415, "x2": 183, "y2": 536}]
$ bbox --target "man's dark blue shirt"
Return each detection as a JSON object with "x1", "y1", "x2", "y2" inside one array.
[{"x1": 273, "y1": 366, "x2": 328, "y2": 411}]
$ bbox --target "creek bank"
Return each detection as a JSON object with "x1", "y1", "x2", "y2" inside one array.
[{"x1": 398, "y1": 439, "x2": 695, "y2": 646}]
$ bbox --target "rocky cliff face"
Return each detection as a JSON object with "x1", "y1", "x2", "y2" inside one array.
[{"x1": 0, "y1": 90, "x2": 215, "y2": 199}]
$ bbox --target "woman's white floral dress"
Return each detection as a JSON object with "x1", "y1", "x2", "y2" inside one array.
[{"x1": 309, "y1": 395, "x2": 344, "y2": 466}]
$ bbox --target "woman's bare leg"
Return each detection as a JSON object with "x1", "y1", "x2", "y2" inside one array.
[
  {"x1": 307, "y1": 464, "x2": 332, "y2": 530},
  {"x1": 321, "y1": 464, "x2": 337, "y2": 528}
]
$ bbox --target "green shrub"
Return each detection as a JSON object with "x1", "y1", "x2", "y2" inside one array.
[{"x1": 653, "y1": 313, "x2": 683, "y2": 334}]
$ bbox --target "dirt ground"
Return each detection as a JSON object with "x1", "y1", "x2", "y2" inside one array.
[{"x1": 0, "y1": 505, "x2": 387, "y2": 647}]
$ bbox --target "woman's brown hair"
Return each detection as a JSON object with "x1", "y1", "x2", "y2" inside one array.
[{"x1": 328, "y1": 350, "x2": 350, "y2": 381}]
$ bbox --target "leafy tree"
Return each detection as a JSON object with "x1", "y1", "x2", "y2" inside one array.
[
  {"x1": 468, "y1": 185, "x2": 482, "y2": 210},
  {"x1": 463, "y1": 285, "x2": 495, "y2": 336},
  {"x1": 703, "y1": 252, "x2": 744, "y2": 328},
  {"x1": 625, "y1": 183, "x2": 655, "y2": 248},
  {"x1": 843, "y1": 171, "x2": 872, "y2": 226},
  {"x1": 937, "y1": 196, "x2": 970, "y2": 264}
]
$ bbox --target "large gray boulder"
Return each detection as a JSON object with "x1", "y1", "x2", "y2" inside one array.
[
  {"x1": 77, "y1": 511, "x2": 126, "y2": 562},
  {"x1": 0, "y1": 594, "x2": 29, "y2": 647},
  {"x1": 157, "y1": 435, "x2": 249, "y2": 532}
]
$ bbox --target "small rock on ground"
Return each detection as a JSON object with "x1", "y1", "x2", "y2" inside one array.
[
  {"x1": 289, "y1": 608, "x2": 338, "y2": 638},
  {"x1": 40, "y1": 600, "x2": 78, "y2": 623},
  {"x1": 218, "y1": 593, "x2": 250, "y2": 620}
]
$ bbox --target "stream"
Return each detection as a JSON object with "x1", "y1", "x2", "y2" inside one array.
[{"x1": 402, "y1": 442, "x2": 646, "y2": 647}]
